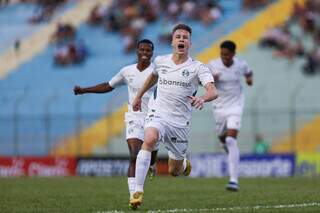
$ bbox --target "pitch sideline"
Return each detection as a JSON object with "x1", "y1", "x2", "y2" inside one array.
[{"x1": 99, "y1": 202, "x2": 320, "y2": 213}]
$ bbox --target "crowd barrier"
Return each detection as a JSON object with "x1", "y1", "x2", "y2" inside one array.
[{"x1": 0, "y1": 153, "x2": 319, "y2": 177}]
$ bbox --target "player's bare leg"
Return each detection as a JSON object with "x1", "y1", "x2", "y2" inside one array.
[
  {"x1": 148, "y1": 150, "x2": 158, "y2": 180},
  {"x1": 225, "y1": 129, "x2": 240, "y2": 192},
  {"x1": 168, "y1": 158, "x2": 191, "y2": 176},
  {"x1": 219, "y1": 135, "x2": 228, "y2": 153}
]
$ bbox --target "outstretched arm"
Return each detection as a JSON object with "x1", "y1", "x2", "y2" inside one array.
[
  {"x1": 189, "y1": 82, "x2": 218, "y2": 110},
  {"x1": 132, "y1": 73, "x2": 158, "y2": 111},
  {"x1": 73, "y1": 82, "x2": 114, "y2": 95},
  {"x1": 245, "y1": 72, "x2": 253, "y2": 86}
]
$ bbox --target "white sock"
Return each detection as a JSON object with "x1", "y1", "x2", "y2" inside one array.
[
  {"x1": 135, "y1": 149, "x2": 151, "y2": 192},
  {"x1": 225, "y1": 136, "x2": 240, "y2": 184},
  {"x1": 182, "y1": 158, "x2": 187, "y2": 171},
  {"x1": 127, "y1": 177, "x2": 135, "y2": 199}
]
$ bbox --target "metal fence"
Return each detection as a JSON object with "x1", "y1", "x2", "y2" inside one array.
[
  {"x1": 188, "y1": 106, "x2": 320, "y2": 154},
  {"x1": 1, "y1": 84, "x2": 320, "y2": 155},
  {"x1": 0, "y1": 106, "x2": 319, "y2": 156}
]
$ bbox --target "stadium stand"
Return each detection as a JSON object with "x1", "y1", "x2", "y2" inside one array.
[
  {"x1": 108, "y1": 0, "x2": 290, "y2": 156},
  {"x1": 188, "y1": 0, "x2": 315, "y2": 154},
  {"x1": 2, "y1": 0, "x2": 319, "y2": 157},
  {"x1": 0, "y1": 0, "x2": 112, "y2": 79},
  {"x1": 0, "y1": 1, "x2": 75, "y2": 53},
  {"x1": 51, "y1": 1, "x2": 242, "y2": 155},
  {"x1": 0, "y1": 2, "x2": 39, "y2": 53},
  {"x1": 0, "y1": 0, "x2": 115, "y2": 155},
  {"x1": 1, "y1": 0, "x2": 247, "y2": 156},
  {"x1": 241, "y1": 44, "x2": 320, "y2": 153},
  {"x1": 191, "y1": 0, "x2": 320, "y2": 154}
]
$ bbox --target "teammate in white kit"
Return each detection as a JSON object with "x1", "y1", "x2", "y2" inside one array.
[
  {"x1": 73, "y1": 39, "x2": 158, "y2": 207},
  {"x1": 130, "y1": 24, "x2": 218, "y2": 208},
  {"x1": 207, "y1": 40, "x2": 253, "y2": 192}
]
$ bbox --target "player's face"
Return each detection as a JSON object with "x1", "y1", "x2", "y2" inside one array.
[
  {"x1": 172, "y1": 29, "x2": 191, "y2": 54},
  {"x1": 137, "y1": 43, "x2": 153, "y2": 63},
  {"x1": 220, "y1": 48, "x2": 235, "y2": 67}
]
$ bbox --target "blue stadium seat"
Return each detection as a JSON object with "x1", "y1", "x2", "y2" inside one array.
[{"x1": 0, "y1": 0, "x2": 256, "y2": 155}]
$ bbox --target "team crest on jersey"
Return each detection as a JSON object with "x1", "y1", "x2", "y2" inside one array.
[
  {"x1": 161, "y1": 69, "x2": 168, "y2": 74},
  {"x1": 182, "y1": 69, "x2": 189, "y2": 77}
]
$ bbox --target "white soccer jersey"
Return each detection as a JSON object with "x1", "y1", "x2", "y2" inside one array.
[
  {"x1": 152, "y1": 54, "x2": 214, "y2": 128},
  {"x1": 208, "y1": 57, "x2": 252, "y2": 114},
  {"x1": 109, "y1": 63, "x2": 156, "y2": 117}
]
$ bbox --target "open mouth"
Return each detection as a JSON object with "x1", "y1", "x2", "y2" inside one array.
[{"x1": 178, "y1": 44, "x2": 185, "y2": 49}]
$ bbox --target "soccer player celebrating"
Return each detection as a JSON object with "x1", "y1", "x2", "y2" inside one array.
[
  {"x1": 73, "y1": 39, "x2": 158, "y2": 207},
  {"x1": 207, "y1": 40, "x2": 253, "y2": 191},
  {"x1": 130, "y1": 24, "x2": 218, "y2": 208}
]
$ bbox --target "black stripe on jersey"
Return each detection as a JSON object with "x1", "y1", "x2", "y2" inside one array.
[
  {"x1": 153, "y1": 87, "x2": 157, "y2": 100},
  {"x1": 192, "y1": 90, "x2": 197, "y2": 96}
]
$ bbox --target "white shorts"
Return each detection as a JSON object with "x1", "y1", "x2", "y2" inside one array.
[
  {"x1": 214, "y1": 112, "x2": 242, "y2": 136},
  {"x1": 145, "y1": 116, "x2": 189, "y2": 160},
  {"x1": 125, "y1": 113, "x2": 145, "y2": 141}
]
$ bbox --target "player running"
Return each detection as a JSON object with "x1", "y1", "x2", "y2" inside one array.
[
  {"x1": 207, "y1": 40, "x2": 253, "y2": 192},
  {"x1": 130, "y1": 24, "x2": 218, "y2": 209},
  {"x1": 73, "y1": 39, "x2": 158, "y2": 208}
]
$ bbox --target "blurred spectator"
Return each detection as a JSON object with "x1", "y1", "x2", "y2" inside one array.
[
  {"x1": 291, "y1": 2, "x2": 306, "y2": 22},
  {"x1": 138, "y1": 0, "x2": 158, "y2": 22},
  {"x1": 14, "y1": 39, "x2": 20, "y2": 55},
  {"x1": 303, "y1": 46, "x2": 320, "y2": 75},
  {"x1": 259, "y1": 26, "x2": 291, "y2": 50},
  {"x1": 0, "y1": 0, "x2": 10, "y2": 7},
  {"x1": 181, "y1": 1, "x2": 197, "y2": 20},
  {"x1": 243, "y1": 0, "x2": 270, "y2": 10},
  {"x1": 259, "y1": 0, "x2": 320, "y2": 75},
  {"x1": 51, "y1": 22, "x2": 76, "y2": 44},
  {"x1": 28, "y1": 0, "x2": 67, "y2": 24},
  {"x1": 75, "y1": 39, "x2": 88, "y2": 63},
  {"x1": 91, "y1": 0, "x2": 223, "y2": 53},
  {"x1": 54, "y1": 41, "x2": 88, "y2": 66},
  {"x1": 88, "y1": 4, "x2": 106, "y2": 25},
  {"x1": 259, "y1": 25, "x2": 304, "y2": 59},
  {"x1": 54, "y1": 45, "x2": 69, "y2": 65},
  {"x1": 158, "y1": 17, "x2": 176, "y2": 44},
  {"x1": 28, "y1": 4, "x2": 54, "y2": 23},
  {"x1": 252, "y1": 134, "x2": 269, "y2": 155},
  {"x1": 198, "y1": 1, "x2": 222, "y2": 26},
  {"x1": 166, "y1": 1, "x2": 180, "y2": 20},
  {"x1": 122, "y1": 24, "x2": 140, "y2": 53}
]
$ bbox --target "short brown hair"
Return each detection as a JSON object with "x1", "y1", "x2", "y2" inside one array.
[{"x1": 172, "y1": 23, "x2": 192, "y2": 35}]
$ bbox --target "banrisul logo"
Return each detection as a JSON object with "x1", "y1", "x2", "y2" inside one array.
[{"x1": 182, "y1": 69, "x2": 189, "y2": 77}]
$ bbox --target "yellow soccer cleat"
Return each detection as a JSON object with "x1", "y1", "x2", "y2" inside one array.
[
  {"x1": 128, "y1": 202, "x2": 138, "y2": 210},
  {"x1": 183, "y1": 160, "x2": 192, "y2": 176},
  {"x1": 130, "y1": 191, "x2": 143, "y2": 207}
]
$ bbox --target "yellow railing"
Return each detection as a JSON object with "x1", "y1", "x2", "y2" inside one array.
[
  {"x1": 51, "y1": 105, "x2": 127, "y2": 156},
  {"x1": 272, "y1": 115, "x2": 320, "y2": 153}
]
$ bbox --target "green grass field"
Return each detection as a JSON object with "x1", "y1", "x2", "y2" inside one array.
[{"x1": 0, "y1": 176, "x2": 319, "y2": 213}]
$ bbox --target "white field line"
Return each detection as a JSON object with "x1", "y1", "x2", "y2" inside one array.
[{"x1": 98, "y1": 202, "x2": 320, "y2": 213}]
